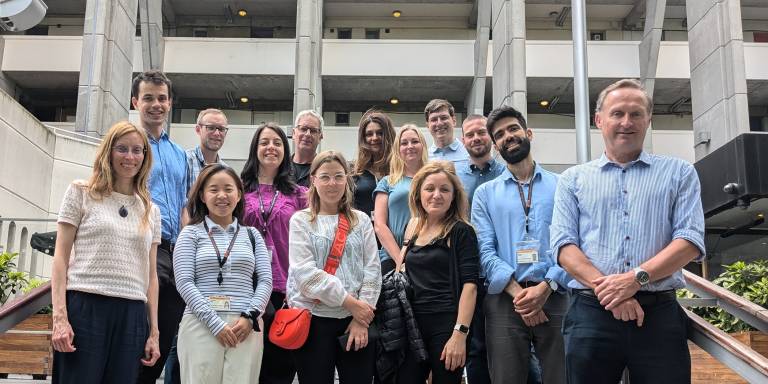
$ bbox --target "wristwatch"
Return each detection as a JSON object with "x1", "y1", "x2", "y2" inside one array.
[
  {"x1": 545, "y1": 278, "x2": 559, "y2": 293},
  {"x1": 240, "y1": 310, "x2": 262, "y2": 331},
  {"x1": 633, "y1": 267, "x2": 650, "y2": 287},
  {"x1": 453, "y1": 323, "x2": 469, "y2": 335}
]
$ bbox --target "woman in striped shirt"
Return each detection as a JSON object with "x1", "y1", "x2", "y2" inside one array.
[{"x1": 173, "y1": 164, "x2": 272, "y2": 384}]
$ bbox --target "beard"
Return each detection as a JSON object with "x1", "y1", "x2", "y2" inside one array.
[
  {"x1": 498, "y1": 136, "x2": 531, "y2": 165},
  {"x1": 467, "y1": 142, "x2": 492, "y2": 159}
]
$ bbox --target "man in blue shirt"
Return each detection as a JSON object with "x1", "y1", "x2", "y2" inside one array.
[
  {"x1": 472, "y1": 106, "x2": 569, "y2": 384},
  {"x1": 132, "y1": 70, "x2": 189, "y2": 384},
  {"x1": 551, "y1": 79, "x2": 705, "y2": 383},
  {"x1": 424, "y1": 99, "x2": 469, "y2": 164}
]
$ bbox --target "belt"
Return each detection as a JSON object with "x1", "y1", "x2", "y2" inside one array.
[
  {"x1": 519, "y1": 281, "x2": 544, "y2": 288},
  {"x1": 574, "y1": 289, "x2": 677, "y2": 306},
  {"x1": 159, "y1": 238, "x2": 174, "y2": 253}
]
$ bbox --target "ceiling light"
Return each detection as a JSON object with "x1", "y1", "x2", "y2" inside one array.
[
  {"x1": 237, "y1": 9, "x2": 248, "y2": 17},
  {"x1": 240, "y1": 96, "x2": 249, "y2": 103},
  {"x1": 392, "y1": 10, "x2": 402, "y2": 18},
  {"x1": 389, "y1": 97, "x2": 399, "y2": 105},
  {"x1": 539, "y1": 100, "x2": 549, "y2": 107}
]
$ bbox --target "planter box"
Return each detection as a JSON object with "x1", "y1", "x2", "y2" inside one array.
[
  {"x1": 690, "y1": 331, "x2": 768, "y2": 383},
  {"x1": 0, "y1": 313, "x2": 52, "y2": 376}
]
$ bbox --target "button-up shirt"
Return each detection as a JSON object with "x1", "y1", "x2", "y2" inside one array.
[
  {"x1": 186, "y1": 145, "x2": 228, "y2": 192},
  {"x1": 550, "y1": 152, "x2": 706, "y2": 291},
  {"x1": 148, "y1": 130, "x2": 188, "y2": 243},
  {"x1": 457, "y1": 157, "x2": 505, "y2": 208},
  {"x1": 472, "y1": 164, "x2": 570, "y2": 295},
  {"x1": 428, "y1": 137, "x2": 469, "y2": 164}
]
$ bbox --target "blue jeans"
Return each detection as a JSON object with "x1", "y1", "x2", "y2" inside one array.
[{"x1": 163, "y1": 334, "x2": 179, "y2": 384}]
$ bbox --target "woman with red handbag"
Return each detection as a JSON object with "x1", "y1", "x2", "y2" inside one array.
[{"x1": 286, "y1": 150, "x2": 382, "y2": 384}]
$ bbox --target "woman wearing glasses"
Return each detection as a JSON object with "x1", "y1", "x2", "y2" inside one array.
[
  {"x1": 51, "y1": 121, "x2": 161, "y2": 383},
  {"x1": 242, "y1": 123, "x2": 308, "y2": 384},
  {"x1": 287, "y1": 151, "x2": 382, "y2": 384},
  {"x1": 351, "y1": 111, "x2": 396, "y2": 220}
]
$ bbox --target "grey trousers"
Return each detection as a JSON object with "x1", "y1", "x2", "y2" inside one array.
[{"x1": 484, "y1": 291, "x2": 568, "y2": 384}]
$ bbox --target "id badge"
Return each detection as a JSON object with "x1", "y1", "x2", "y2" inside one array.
[
  {"x1": 515, "y1": 236, "x2": 540, "y2": 264},
  {"x1": 208, "y1": 295, "x2": 231, "y2": 311}
]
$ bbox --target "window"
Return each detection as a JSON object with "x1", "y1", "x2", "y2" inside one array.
[
  {"x1": 365, "y1": 28, "x2": 380, "y2": 39},
  {"x1": 335, "y1": 113, "x2": 350, "y2": 126},
  {"x1": 338, "y1": 28, "x2": 352, "y2": 39},
  {"x1": 251, "y1": 27, "x2": 274, "y2": 38},
  {"x1": 754, "y1": 32, "x2": 768, "y2": 43},
  {"x1": 193, "y1": 28, "x2": 209, "y2": 38},
  {"x1": 589, "y1": 31, "x2": 605, "y2": 41}
]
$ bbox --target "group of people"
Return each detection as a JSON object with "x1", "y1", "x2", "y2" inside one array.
[{"x1": 50, "y1": 69, "x2": 705, "y2": 384}]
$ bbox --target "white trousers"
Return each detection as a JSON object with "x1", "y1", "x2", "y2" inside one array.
[{"x1": 178, "y1": 313, "x2": 264, "y2": 384}]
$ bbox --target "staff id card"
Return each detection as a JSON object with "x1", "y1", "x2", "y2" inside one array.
[
  {"x1": 208, "y1": 295, "x2": 231, "y2": 311},
  {"x1": 515, "y1": 236, "x2": 540, "y2": 264}
]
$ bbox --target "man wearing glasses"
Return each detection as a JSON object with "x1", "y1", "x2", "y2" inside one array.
[
  {"x1": 291, "y1": 110, "x2": 324, "y2": 187},
  {"x1": 186, "y1": 108, "x2": 230, "y2": 191}
]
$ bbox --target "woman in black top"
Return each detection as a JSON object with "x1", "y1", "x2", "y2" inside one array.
[
  {"x1": 351, "y1": 111, "x2": 396, "y2": 218},
  {"x1": 397, "y1": 161, "x2": 479, "y2": 384}
]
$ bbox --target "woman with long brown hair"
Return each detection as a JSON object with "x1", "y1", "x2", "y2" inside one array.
[{"x1": 351, "y1": 111, "x2": 396, "y2": 218}]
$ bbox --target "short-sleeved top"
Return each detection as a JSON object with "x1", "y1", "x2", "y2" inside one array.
[
  {"x1": 456, "y1": 157, "x2": 506, "y2": 209},
  {"x1": 57, "y1": 181, "x2": 161, "y2": 302},
  {"x1": 148, "y1": 130, "x2": 188, "y2": 243},
  {"x1": 291, "y1": 161, "x2": 312, "y2": 187},
  {"x1": 428, "y1": 137, "x2": 469, "y2": 165},
  {"x1": 373, "y1": 175, "x2": 413, "y2": 261},
  {"x1": 242, "y1": 184, "x2": 308, "y2": 293},
  {"x1": 353, "y1": 169, "x2": 378, "y2": 218}
]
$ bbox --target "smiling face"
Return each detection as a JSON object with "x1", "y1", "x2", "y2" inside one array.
[
  {"x1": 595, "y1": 87, "x2": 651, "y2": 162},
  {"x1": 426, "y1": 107, "x2": 456, "y2": 145},
  {"x1": 364, "y1": 122, "x2": 384, "y2": 155},
  {"x1": 111, "y1": 132, "x2": 146, "y2": 184},
  {"x1": 131, "y1": 81, "x2": 171, "y2": 130},
  {"x1": 256, "y1": 127, "x2": 285, "y2": 171},
  {"x1": 201, "y1": 171, "x2": 242, "y2": 222},
  {"x1": 419, "y1": 172, "x2": 454, "y2": 220},
  {"x1": 462, "y1": 118, "x2": 492, "y2": 159},
  {"x1": 491, "y1": 116, "x2": 532, "y2": 165},
  {"x1": 293, "y1": 114, "x2": 322, "y2": 154},
  {"x1": 312, "y1": 160, "x2": 347, "y2": 210},
  {"x1": 399, "y1": 129, "x2": 424, "y2": 165},
  {"x1": 196, "y1": 112, "x2": 228, "y2": 152}
]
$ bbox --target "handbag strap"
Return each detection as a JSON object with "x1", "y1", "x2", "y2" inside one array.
[{"x1": 322, "y1": 213, "x2": 350, "y2": 275}]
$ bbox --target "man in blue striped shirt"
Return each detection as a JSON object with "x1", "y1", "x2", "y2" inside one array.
[{"x1": 551, "y1": 79, "x2": 705, "y2": 383}]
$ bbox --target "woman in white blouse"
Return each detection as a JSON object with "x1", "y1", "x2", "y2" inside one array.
[{"x1": 287, "y1": 150, "x2": 382, "y2": 384}]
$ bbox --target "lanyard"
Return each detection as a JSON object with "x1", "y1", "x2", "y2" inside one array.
[
  {"x1": 255, "y1": 186, "x2": 279, "y2": 236},
  {"x1": 203, "y1": 221, "x2": 241, "y2": 286},
  {"x1": 515, "y1": 176, "x2": 534, "y2": 234}
]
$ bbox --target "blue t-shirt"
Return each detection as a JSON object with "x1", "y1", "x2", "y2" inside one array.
[{"x1": 373, "y1": 175, "x2": 412, "y2": 262}]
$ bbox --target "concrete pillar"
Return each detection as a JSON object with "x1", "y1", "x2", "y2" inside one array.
[
  {"x1": 465, "y1": 0, "x2": 491, "y2": 116},
  {"x1": 686, "y1": 0, "x2": 750, "y2": 161},
  {"x1": 139, "y1": 0, "x2": 164, "y2": 70},
  {"x1": 293, "y1": 0, "x2": 323, "y2": 118},
  {"x1": 638, "y1": 0, "x2": 666, "y2": 152},
  {"x1": 0, "y1": 38, "x2": 20, "y2": 99},
  {"x1": 75, "y1": 0, "x2": 139, "y2": 136},
  {"x1": 491, "y1": 0, "x2": 526, "y2": 115}
]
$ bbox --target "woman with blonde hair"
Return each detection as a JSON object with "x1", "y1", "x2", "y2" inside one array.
[
  {"x1": 287, "y1": 150, "x2": 382, "y2": 384},
  {"x1": 397, "y1": 161, "x2": 479, "y2": 384},
  {"x1": 51, "y1": 121, "x2": 161, "y2": 383},
  {"x1": 373, "y1": 124, "x2": 428, "y2": 274},
  {"x1": 351, "y1": 111, "x2": 396, "y2": 218}
]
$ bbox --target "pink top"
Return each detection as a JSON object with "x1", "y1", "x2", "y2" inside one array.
[{"x1": 243, "y1": 184, "x2": 308, "y2": 293}]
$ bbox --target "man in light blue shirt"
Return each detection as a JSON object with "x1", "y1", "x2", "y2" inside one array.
[
  {"x1": 424, "y1": 99, "x2": 469, "y2": 164},
  {"x1": 550, "y1": 79, "x2": 705, "y2": 383},
  {"x1": 472, "y1": 106, "x2": 569, "y2": 384}
]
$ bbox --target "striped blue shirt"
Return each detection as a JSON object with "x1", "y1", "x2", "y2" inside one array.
[
  {"x1": 550, "y1": 152, "x2": 705, "y2": 291},
  {"x1": 173, "y1": 217, "x2": 272, "y2": 335}
]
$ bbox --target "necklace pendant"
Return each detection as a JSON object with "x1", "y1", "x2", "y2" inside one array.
[{"x1": 119, "y1": 205, "x2": 128, "y2": 218}]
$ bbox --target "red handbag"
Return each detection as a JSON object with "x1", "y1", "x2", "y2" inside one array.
[{"x1": 268, "y1": 214, "x2": 351, "y2": 350}]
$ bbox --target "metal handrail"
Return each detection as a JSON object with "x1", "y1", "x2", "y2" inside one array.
[
  {"x1": 0, "y1": 282, "x2": 51, "y2": 333},
  {"x1": 42, "y1": 124, "x2": 102, "y2": 145}
]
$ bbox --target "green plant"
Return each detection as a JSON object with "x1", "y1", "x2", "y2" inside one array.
[
  {"x1": 22, "y1": 278, "x2": 52, "y2": 314},
  {"x1": 681, "y1": 260, "x2": 768, "y2": 333},
  {"x1": 0, "y1": 252, "x2": 29, "y2": 306}
]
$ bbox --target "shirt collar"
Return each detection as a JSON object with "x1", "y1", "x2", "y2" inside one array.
[
  {"x1": 429, "y1": 137, "x2": 461, "y2": 154},
  {"x1": 148, "y1": 129, "x2": 169, "y2": 143},
  {"x1": 500, "y1": 162, "x2": 543, "y2": 184},
  {"x1": 204, "y1": 216, "x2": 239, "y2": 233},
  {"x1": 468, "y1": 157, "x2": 498, "y2": 173},
  {"x1": 195, "y1": 145, "x2": 220, "y2": 166},
  {"x1": 597, "y1": 151, "x2": 652, "y2": 169}
]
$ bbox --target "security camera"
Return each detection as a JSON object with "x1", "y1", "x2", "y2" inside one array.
[{"x1": 0, "y1": 0, "x2": 48, "y2": 32}]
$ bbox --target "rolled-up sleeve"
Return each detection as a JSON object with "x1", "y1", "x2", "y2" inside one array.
[
  {"x1": 471, "y1": 186, "x2": 514, "y2": 295},
  {"x1": 671, "y1": 164, "x2": 706, "y2": 260},
  {"x1": 550, "y1": 170, "x2": 581, "y2": 266}
]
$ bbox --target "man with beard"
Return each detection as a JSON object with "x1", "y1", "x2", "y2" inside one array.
[
  {"x1": 186, "y1": 108, "x2": 229, "y2": 190},
  {"x1": 424, "y1": 99, "x2": 469, "y2": 164},
  {"x1": 290, "y1": 110, "x2": 324, "y2": 187},
  {"x1": 471, "y1": 106, "x2": 569, "y2": 384}
]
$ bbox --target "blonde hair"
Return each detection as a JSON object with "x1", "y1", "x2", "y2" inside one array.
[
  {"x1": 196, "y1": 108, "x2": 228, "y2": 125},
  {"x1": 595, "y1": 78, "x2": 653, "y2": 114},
  {"x1": 388, "y1": 124, "x2": 427, "y2": 186},
  {"x1": 307, "y1": 151, "x2": 359, "y2": 228},
  {"x1": 87, "y1": 121, "x2": 153, "y2": 230},
  {"x1": 408, "y1": 161, "x2": 469, "y2": 239}
]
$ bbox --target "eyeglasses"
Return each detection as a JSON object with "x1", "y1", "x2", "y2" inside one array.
[
  {"x1": 202, "y1": 124, "x2": 229, "y2": 134},
  {"x1": 295, "y1": 125, "x2": 321, "y2": 135},
  {"x1": 315, "y1": 173, "x2": 347, "y2": 185},
  {"x1": 113, "y1": 145, "x2": 146, "y2": 156}
]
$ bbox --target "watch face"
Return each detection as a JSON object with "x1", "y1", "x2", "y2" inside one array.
[
  {"x1": 637, "y1": 271, "x2": 650, "y2": 284},
  {"x1": 548, "y1": 280, "x2": 558, "y2": 291}
]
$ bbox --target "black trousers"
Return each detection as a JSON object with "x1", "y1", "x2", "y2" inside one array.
[
  {"x1": 260, "y1": 291, "x2": 298, "y2": 384},
  {"x1": 293, "y1": 315, "x2": 376, "y2": 384},
  {"x1": 53, "y1": 291, "x2": 147, "y2": 384},
  {"x1": 466, "y1": 279, "x2": 491, "y2": 384},
  {"x1": 136, "y1": 246, "x2": 186, "y2": 384},
  {"x1": 398, "y1": 312, "x2": 467, "y2": 384},
  {"x1": 563, "y1": 291, "x2": 691, "y2": 384}
]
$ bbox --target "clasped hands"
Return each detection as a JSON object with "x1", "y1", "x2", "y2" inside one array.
[
  {"x1": 507, "y1": 282, "x2": 552, "y2": 327},
  {"x1": 342, "y1": 294, "x2": 375, "y2": 352},
  {"x1": 216, "y1": 316, "x2": 255, "y2": 348},
  {"x1": 593, "y1": 272, "x2": 644, "y2": 327}
]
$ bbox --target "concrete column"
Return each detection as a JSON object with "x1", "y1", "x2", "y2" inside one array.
[
  {"x1": 0, "y1": 38, "x2": 20, "y2": 99},
  {"x1": 491, "y1": 0, "x2": 526, "y2": 115},
  {"x1": 293, "y1": 0, "x2": 323, "y2": 118},
  {"x1": 686, "y1": 0, "x2": 750, "y2": 161},
  {"x1": 139, "y1": 0, "x2": 164, "y2": 70},
  {"x1": 75, "y1": 0, "x2": 139, "y2": 136},
  {"x1": 465, "y1": 0, "x2": 491, "y2": 116},
  {"x1": 638, "y1": 0, "x2": 666, "y2": 152}
]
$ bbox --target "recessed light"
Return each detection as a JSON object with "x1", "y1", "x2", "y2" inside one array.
[
  {"x1": 392, "y1": 10, "x2": 402, "y2": 18},
  {"x1": 240, "y1": 97, "x2": 249, "y2": 103},
  {"x1": 389, "y1": 97, "x2": 399, "y2": 105},
  {"x1": 237, "y1": 9, "x2": 247, "y2": 17},
  {"x1": 539, "y1": 100, "x2": 550, "y2": 107}
]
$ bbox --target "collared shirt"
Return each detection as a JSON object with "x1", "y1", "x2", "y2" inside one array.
[
  {"x1": 550, "y1": 151, "x2": 706, "y2": 291},
  {"x1": 457, "y1": 157, "x2": 505, "y2": 208},
  {"x1": 428, "y1": 137, "x2": 469, "y2": 164},
  {"x1": 472, "y1": 164, "x2": 570, "y2": 295},
  {"x1": 148, "y1": 130, "x2": 188, "y2": 243},
  {"x1": 185, "y1": 145, "x2": 228, "y2": 192}
]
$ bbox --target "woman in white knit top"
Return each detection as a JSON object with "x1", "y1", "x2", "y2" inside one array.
[{"x1": 51, "y1": 121, "x2": 161, "y2": 384}]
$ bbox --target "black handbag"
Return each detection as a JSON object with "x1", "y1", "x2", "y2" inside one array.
[{"x1": 30, "y1": 231, "x2": 57, "y2": 255}]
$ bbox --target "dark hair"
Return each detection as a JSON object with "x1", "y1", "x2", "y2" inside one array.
[
  {"x1": 187, "y1": 164, "x2": 245, "y2": 225},
  {"x1": 353, "y1": 111, "x2": 396, "y2": 177},
  {"x1": 241, "y1": 122, "x2": 297, "y2": 195},
  {"x1": 486, "y1": 106, "x2": 528, "y2": 143},
  {"x1": 424, "y1": 99, "x2": 455, "y2": 121},
  {"x1": 461, "y1": 114, "x2": 487, "y2": 134},
  {"x1": 131, "y1": 70, "x2": 173, "y2": 99}
]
